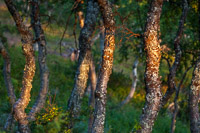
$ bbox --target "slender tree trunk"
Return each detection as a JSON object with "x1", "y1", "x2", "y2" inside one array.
[
  {"x1": 91, "y1": 0, "x2": 115, "y2": 132},
  {"x1": 4, "y1": 0, "x2": 36, "y2": 132},
  {"x1": 136, "y1": 0, "x2": 163, "y2": 133},
  {"x1": 0, "y1": 40, "x2": 16, "y2": 131},
  {"x1": 120, "y1": 58, "x2": 138, "y2": 106},
  {"x1": 28, "y1": 0, "x2": 49, "y2": 121},
  {"x1": 162, "y1": 0, "x2": 188, "y2": 106},
  {"x1": 88, "y1": 59, "x2": 97, "y2": 133},
  {"x1": 67, "y1": 0, "x2": 99, "y2": 128},
  {"x1": 189, "y1": 58, "x2": 200, "y2": 133},
  {"x1": 170, "y1": 66, "x2": 192, "y2": 133}
]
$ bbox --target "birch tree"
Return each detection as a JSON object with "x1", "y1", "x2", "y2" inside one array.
[
  {"x1": 4, "y1": 0, "x2": 36, "y2": 132},
  {"x1": 67, "y1": 0, "x2": 99, "y2": 128},
  {"x1": 28, "y1": 0, "x2": 49, "y2": 121},
  {"x1": 91, "y1": 0, "x2": 115, "y2": 132},
  {"x1": 136, "y1": 0, "x2": 163, "y2": 132}
]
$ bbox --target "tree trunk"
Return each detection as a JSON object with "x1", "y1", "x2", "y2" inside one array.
[
  {"x1": 28, "y1": 0, "x2": 49, "y2": 121},
  {"x1": 189, "y1": 58, "x2": 200, "y2": 133},
  {"x1": 136, "y1": 0, "x2": 163, "y2": 133},
  {"x1": 188, "y1": 0, "x2": 200, "y2": 132},
  {"x1": 67, "y1": 0, "x2": 99, "y2": 128},
  {"x1": 88, "y1": 59, "x2": 97, "y2": 133},
  {"x1": 4, "y1": 0, "x2": 36, "y2": 132},
  {"x1": 162, "y1": 0, "x2": 188, "y2": 106},
  {"x1": 120, "y1": 58, "x2": 139, "y2": 106},
  {"x1": 0, "y1": 39, "x2": 16, "y2": 131},
  {"x1": 170, "y1": 66, "x2": 192, "y2": 133},
  {"x1": 91, "y1": 0, "x2": 115, "y2": 132}
]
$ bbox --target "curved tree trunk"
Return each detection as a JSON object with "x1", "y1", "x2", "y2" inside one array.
[
  {"x1": 4, "y1": 0, "x2": 36, "y2": 132},
  {"x1": 120, "y1": 58, "x2": 138, "y2": 106},
  {"x1": 0, "y1": 39, "x2": 16, "y2": 131},
  {"x1": 91, "y1": 0, "x2": 115, "y2": 132},
  {"x1": 67, "y1": 0, "x2": 99, "y2": 128},
  {"x1": 28, "y1": 0, "x2": 49, "y2": 121},
  {"x1": 162, "y1": 0, "x2": 188, "y2": 106},
  {"x1": 136, "y1": 0, "x2": 163, "y2": 132}
]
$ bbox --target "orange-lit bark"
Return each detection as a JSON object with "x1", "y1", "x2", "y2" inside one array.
[
  {"x1": 78, "y1": 11, "x2": 84, "y2": 28},
  {"x1": 4, "y1": 0, "x2": 36, "y2": 132},
  {"x1": 28, "y1": 0, "x2": 49, "y2": 121},
  {"x1": 91, "y1": 0, "x2": 115, "y2": 132},
  {"x1": 67, "y1": 0, "x2": 99, "y2": 129},
  {"x1": 137, "y1": 0, "x2": 163, "y2": 132}
]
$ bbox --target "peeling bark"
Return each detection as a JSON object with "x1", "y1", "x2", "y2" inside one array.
[
  {"x1": 28, "y1": 0, "x2": 49, "y2": 121},
  {"x1": 4, "y1": 0, "x2": 36, "y2": 132},
  {"x1": 67, "y1": 0, "x2": 99, "y2": 128},
  {"x1": 91, "y1": 0, "x2": 115, "y2": 132},
  {"x1": 0, "y1": 40, "x2": 16, "y2": 131},
  {"x1": 120, "y1": 58, "x2": 139, "y2": 106},
  {"x1": 189, "y1": 59, "x2": 200, "y2": 133},
  {"x1": 137, "y1": 0, "x2": 163, "y2": 133},
  {"x1": 162, "y1": 0, "x2": 188, "y2": 106}
]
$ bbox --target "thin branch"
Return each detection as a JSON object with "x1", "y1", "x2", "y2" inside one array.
[{"x1": 170, "y1": 65, "x2": 193, "y2": 133}]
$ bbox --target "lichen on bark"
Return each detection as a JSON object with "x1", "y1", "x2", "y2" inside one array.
[
  {"x1": 4, "y1": 0, "x2": 36, "y2": 132},
  {"x1": 67, "y1": 0, "x2": 99, "y2": 128},
  {"x1": 91, "y1": 0, "x2": 115, "y2": 132},
  {"x1": 137, "y1": 0, "x2": 163, "y2": 133},
  {"x1": 28, "y1": 0, "x2": 49, "y2": 121}
]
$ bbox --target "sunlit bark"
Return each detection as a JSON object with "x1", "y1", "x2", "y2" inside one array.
[
  {"x1": 4, "y1": 0, "x2": 36, "y2": 132},
  {"x1": 137, "y1": 0, "x2": 163, "y2": 132},
  {"x1": 77, "y1": 11, "x2": 84, "y2": 28},
  {"x1": 91, "y1": 0, "x2": 115, "y2": 132},
  {"x1": 28, "y1": 0, "x2": 49, "y2": 121},
  {"x1": 67, "y1": 0, "x2": 99, "y2": 128}
]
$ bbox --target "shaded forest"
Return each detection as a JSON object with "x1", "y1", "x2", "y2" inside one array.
[{"x1": 0, "y1": 0, "x2": 199, "y2": 133}]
